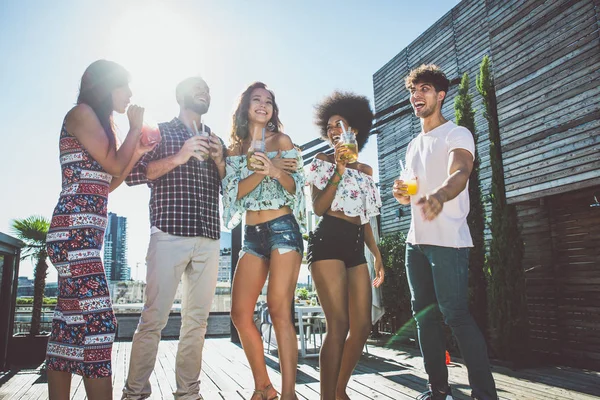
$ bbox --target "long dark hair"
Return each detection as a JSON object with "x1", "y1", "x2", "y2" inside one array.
[
  {"x1": 229, "y1": 82, "x2": 283, "y2": 151},
  {"x1": 76, "y1": 60, "x2": 129, "y2": 151}
]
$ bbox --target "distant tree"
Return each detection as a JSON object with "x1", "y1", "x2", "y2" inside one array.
[
  {"x1": 11, "y1": 215, "x2": 50, "y2": 335},
  {"x1": 477, "y1": 55, "x2": 528, "y2": 362},
  {"x1": 454, "y1": 72, "x2": 488, "y2": 335}
]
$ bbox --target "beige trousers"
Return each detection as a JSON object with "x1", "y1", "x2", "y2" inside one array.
[{"x1": 123, "y1": 232, "x2": 220, "y2": 400}]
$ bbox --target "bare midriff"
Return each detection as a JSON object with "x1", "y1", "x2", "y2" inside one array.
[
  {"x1": 325, "y1": 209, "x2": 362, "y2": 226},
  {"x1": 246, "y1": 206, "x2": 293, "y2": 225}
]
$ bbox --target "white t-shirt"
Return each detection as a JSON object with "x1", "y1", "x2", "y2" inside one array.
[{"x1": 405, "y1": 121, "x2": 475, "y2": 248}]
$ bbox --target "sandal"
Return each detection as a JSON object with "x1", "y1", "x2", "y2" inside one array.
[{"x1": 252, "y1": 383, "x2": 279, "y2": 400}]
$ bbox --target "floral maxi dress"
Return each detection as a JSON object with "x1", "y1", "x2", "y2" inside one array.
[{"x1": 45, "y1": 122, "x2": 117, "y2": 378}]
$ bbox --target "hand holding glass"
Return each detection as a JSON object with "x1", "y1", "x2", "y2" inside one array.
[
  {"x1": 399, "y1": 167, "x2": 418, "y2": 196},
  {"x1": 337, "y1": 120, "x2": 358, "y2": 163},
  {"x1": 193, "y1": 120, "x2": 210, "y2": 161}
]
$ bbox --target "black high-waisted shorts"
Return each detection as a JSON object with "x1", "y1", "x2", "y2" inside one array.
[{"x1": 307, "y1": 214, "x2": 366, "y2": 269}]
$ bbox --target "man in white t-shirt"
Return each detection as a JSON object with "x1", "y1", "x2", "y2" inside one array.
[{"x1": 393, "y1": 65, "x2": 497, "y2": 400}]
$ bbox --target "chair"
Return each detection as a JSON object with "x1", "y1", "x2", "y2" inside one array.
[
  {"x1": 257, "y1": 302, "x2": 275, "y2": 353},
  {"x1": 299, "y1": 314, "x2": 369, "y2": 355},
  {"x1": 302, "y1": 313, "x2": 325, "y2": 351}
]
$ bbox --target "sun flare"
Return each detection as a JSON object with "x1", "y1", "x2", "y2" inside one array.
[{"x1": 108, "y1": 3, "x2": 204, "y2": 119}]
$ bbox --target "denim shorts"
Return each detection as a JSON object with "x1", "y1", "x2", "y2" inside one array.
[
  {"x1": 307, "y1": 214, "x2": 366, "y2": 269},
  {"x1": 242, "y1": 214, "x2": 304, "y2": 260}
]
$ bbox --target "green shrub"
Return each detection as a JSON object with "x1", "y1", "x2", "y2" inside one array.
[
  {"x1": 454, "y1": 72, "x2": 488, "y2": 334},
  {"x1": 17, "y1": 297, "x2": 57, "y2": 305},
  {"x1": 477, "y1": 55, "x2": 529, "y2": 362},
  {"x1": 296, "y1": 288, "x2": 310, "y2": 300},
  {"x1": 378, "y1": 232, "x2": 415, "y2": 344}
]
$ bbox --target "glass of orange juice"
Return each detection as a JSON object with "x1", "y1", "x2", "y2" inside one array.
[{"x1": 400, "y1": 167, "x2": 418, "y2": 196}]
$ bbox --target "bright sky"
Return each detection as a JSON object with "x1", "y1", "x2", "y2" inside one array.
[{"x1": 0, "y1": 0, "x2": 459, "y2": 282}]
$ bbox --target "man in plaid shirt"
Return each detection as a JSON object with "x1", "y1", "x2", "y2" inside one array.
[{"x1": 122, "y1": 77, "x2": 225, "y2": 400}]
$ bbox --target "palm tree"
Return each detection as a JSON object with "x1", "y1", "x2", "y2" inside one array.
[{"x1": 11, "y1": 215, "x2": 50, "y2": 336}]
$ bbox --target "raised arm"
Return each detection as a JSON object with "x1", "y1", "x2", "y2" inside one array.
[
  {"x1": 250, "y1": 134, "x2": 296, "y2": 195},
  {"x1": 208, "y1": 133, "x2": 227, "y2": 180},
  {"x1": 418, "y1": 148, "x2": 474, "y2": 221},
  {"x1": 311, "y1": 142, "x2": 349, "y2": 216},
  {"x1": 225, "y1": 145, "x2": 266, "y2": 200},
  {"x1": 109, "y1": 140, "x2": 157, "y2": 192},
  {"x1": 66, "y1": 104, "x2": 143, "y2": 177},
  {"x1": 145, "y1": 136, "x2": 208, "y2": 180}
]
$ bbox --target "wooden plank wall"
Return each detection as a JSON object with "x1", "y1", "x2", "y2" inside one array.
[
  {"x1": 373, "y1": 0, "x2": 493, "y2": 238},
  {"x1": 488, "y1": 0, "x2": 600, "y2": 203},
  {"x1": 515, "y1": 201, "x2": 561, "y2": 361},
  {"x1": 373, "y1": 0, "x2": 600, "y2": 367},
  {"x1": 547, "y1": 187, "x2": 600, "y2": 368}
]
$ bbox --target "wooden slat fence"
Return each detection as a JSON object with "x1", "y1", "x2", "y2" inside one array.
[{"x1": 372, "y1": 0, "x2": 600, "y2": 368}]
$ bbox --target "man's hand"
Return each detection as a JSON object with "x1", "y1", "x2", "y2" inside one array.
[
  {"x1": 208, "y1": 132, "x2": 225, "y2": 165},
  {"x1": 175, "y1": 136, "x2": 209, "y2": 165},
  {"x1": 393, "y1": 179, "x2": 411, "y2": 204},
  {"x1": 417, "y1": 192, "x2": 445, "y2": 221}
]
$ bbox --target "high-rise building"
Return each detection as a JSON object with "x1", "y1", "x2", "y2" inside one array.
[{"x1": 104, "y1": 212, "x2": 130, "y2": 282}]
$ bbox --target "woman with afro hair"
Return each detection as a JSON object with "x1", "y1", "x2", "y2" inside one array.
[{"x1": 306, "y1": 91, "x2": 384, "y2": 400}]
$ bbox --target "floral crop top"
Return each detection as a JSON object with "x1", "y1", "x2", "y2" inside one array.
[
  {"x1": 307, "y1": 158, "x2": 381, "y2": 225},
  {"x1": 222, "y1": 149, "x2": 306, "y2": 232}
]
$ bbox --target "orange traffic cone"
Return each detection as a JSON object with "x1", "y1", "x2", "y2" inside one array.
[{"x1": 445, "y1": 350, "x2": 451, "y2": 365}]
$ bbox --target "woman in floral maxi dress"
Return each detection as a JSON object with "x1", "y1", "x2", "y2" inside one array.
[{"x1": 46, "y1": 60, "x2": 152, "y2": 400}]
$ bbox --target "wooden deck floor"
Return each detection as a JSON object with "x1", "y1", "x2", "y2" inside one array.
[{"x1": 1, "y1": 337, "x2": 599, "y2": 399}]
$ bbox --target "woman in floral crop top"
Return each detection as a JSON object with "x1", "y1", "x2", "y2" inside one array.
[
  {"x1": 306, "y1": 91, "x2": 385, "y2": 400},
  {"x1": 222, "y1": 82, "x2": 305, "y2": 400}
]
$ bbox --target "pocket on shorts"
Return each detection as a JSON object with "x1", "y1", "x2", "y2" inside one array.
[{"x1": 270, "y1": 216, "x2": 297, "y2": 234}]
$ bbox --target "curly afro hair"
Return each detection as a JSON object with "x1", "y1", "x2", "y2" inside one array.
[{"x1": 314, "y1": 91, "x2": 374, "y2": 152}]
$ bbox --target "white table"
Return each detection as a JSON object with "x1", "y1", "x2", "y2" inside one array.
[{"x1": 295, "y1": 305, "x2": 323, "y2": 358}]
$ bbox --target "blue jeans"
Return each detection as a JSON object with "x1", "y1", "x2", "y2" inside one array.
[{"x1": 405, "y1": 243, "x2": 497, "y2": 400}]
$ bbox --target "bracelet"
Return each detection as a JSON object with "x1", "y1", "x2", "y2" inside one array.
[
  {"x1": 334, "y1": 170, "x2": 343, "y2": 180},
  {"x1": 328, "y1": 177, "x2": 340, "y2": 187}
]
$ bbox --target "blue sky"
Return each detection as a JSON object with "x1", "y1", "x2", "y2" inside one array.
[{"x1": 0, "y1": 0, "x2": 460, "y2": 281}]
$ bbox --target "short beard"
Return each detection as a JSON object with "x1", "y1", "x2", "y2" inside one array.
[
  {"x1": 417, "y1": 107, "x2": 433, "y2": 118},
  {"x1": 183, "y1": 93, "x2": 209, "y2": 115},
  {"x1": 416, "y1": 103, "x2": 439, "y2": 119}
]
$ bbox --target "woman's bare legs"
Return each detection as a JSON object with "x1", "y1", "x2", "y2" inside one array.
[
  {"x1": 336, "y1": 264, "x2": 372, "y2": 400},
  {"x1": 83, "y1": 376, "x2": 113, "y2": 400},
  {"x1": 230, "y1": 253, "x2": 278, "y2": 400},
  {"x1": 48, "y1": 371, "x2": 112, "y2": 400},
  {"x1": 48, "y1": 370, "x2": 72, "y2": 400},
  {"x1": 311, "y1": 260, "x2": 349, "y2": 400},
  {"x1": 267, "y1": 249, "x2": 302, "y2": 400}
]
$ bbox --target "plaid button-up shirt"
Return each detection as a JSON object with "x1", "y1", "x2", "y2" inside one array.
[{"x1": 126, "y1": 117, "x2": 223, "y2": 239}]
